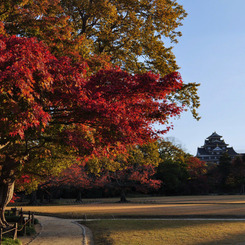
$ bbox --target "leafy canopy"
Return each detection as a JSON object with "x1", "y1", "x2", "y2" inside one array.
[
  {"x1": 0, "y1": 0, "x2": 200, "y2": 118},
  {"x1": 0, "y1": 35, "x2": 184, "y2": 183}
]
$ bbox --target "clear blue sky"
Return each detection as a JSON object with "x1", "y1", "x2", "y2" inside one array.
[{"x1": 163, "y1": 0, "x2": 245, "y2": 155}]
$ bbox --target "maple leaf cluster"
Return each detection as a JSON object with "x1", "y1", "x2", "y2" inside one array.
[
  {"x1": 186, "y1": 156, "x2": 207, "y2": 179},
  {"x1": 43, "y1": 163, "x2": 108, "y2": 191},
  {"x1": 115, "y1": 164, "x2": 162, "y2": 193},
  {"x1": 0, "y1": 36, "x2": 54, "y2": 138}
]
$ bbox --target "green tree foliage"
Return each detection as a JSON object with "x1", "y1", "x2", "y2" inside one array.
[
  {"x1": 85, "y1": 142, "x2": 161, "y2": 201},
  {"x1": 218, "y1": 153, "x2": 232, "y2": 191},
  {"x1": 127, "y1": 142, "x2": 161, "y2": 167},
  {"x1": 156, "y1": 140, "x2": 209, "y2": 195},
  {"x1": 86, "y1": 141, "x2": 161, "y2": 173},
  {"x1": 158, "y1": 138, "x2": 188, "y2": 162},
  {"x1": 226, "y1": 155, "x2": 245, "y2": 193},
  {"x1": 204, "y1": 153, "x2": 236, "y2": 193},
  {"x1": 156, "y1": 139, "x2": 188, "y2": 194},
  {"x1": 156, "y1": 159, "x2": 188, "y2": 195}
]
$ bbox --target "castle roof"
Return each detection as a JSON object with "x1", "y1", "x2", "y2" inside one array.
[
  {"x1": 207, "y1": 132, "x2": 222, "y2": 139},
  {"x1": 227, "y1": 147, "x2": 238, "y2": 155},
  {"x1": 213, "y1": 146, "x2": 222, "y2": 151}
]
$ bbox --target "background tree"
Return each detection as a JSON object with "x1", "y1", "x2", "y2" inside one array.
[
  {"x1": 156, "y1": 140, "x2": 209, "y2": 195},
  {"x1": 44, "y1": 163, "x2": 108, "y2": 202},
  {"x1": 107, "y1": 164, "x2": 161, "y2": 202},
  {"x1": 156, "y1": 139, "x2": 187, "y2": 194},
  {"x1": 86, "y1": 142, "x2": 161, "y2": 202},
  {"x1": 218, "y1": 153, "x2": 232, "y2": 192},
  {"x1": 158, "y1": 138, "x2": 188, "y2": 162},
  {"x1": 156, "y1": 159, "x2": 188, "y2": 195},
  {"x1": 59, "y1": 0, "x2": 184, "y2": 74},
  {"x1": 0, "y1": 0, "x2": 186, "y2": 73},
  {"x1": 226, "y1": 155, "x2": 245, "y2": 194},
  {"x1": 185, "y1": 156, "x2": 208, "y2": 194}
]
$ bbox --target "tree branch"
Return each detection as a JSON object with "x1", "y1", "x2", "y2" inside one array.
[{"x1": 0, "y1": 142, "x2": 10, "y2": 151}]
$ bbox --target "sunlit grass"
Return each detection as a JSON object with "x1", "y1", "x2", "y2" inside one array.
[
  {"x1": 82, "y1": 220, "x2": 245, "y2": 245},
  {"x1": 13, "y1": 196, "x2": 245, "y2": 244},
  {"x1": 13, "y1": 195, "x2": 245, "y2": 207},
  {"x1": 18, "y1": 196, "x2": 245, "y2": 219}
]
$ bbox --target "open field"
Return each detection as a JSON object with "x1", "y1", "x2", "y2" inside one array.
[
  {"x1": 16, "y1": 195, "x2": 245, "y2": 219},
  {"x1": 82, "y1": 220, "x2": 245, "y2": 245},
  {"x1": 13, "y1": 196, "x2": 245, "y2": 245}
]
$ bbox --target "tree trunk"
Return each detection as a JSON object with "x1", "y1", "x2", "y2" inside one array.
[
  {"x1": 29, "y1": 191, "x2": 39, "y2": 205},
  {"x1": 120, "y1": 189, "x2": 128, "y2": 203},
  {"x1": 0, "y1": 180, "x2": 15, "y2": 228},
  {"x1": 240, "y1": 184, "x2": 245, "y2": 194},
  {"x1": 75, "y1": 190, "x2": 83, "y2": 203}
]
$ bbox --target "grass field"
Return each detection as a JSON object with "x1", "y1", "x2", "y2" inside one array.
[
  {"x1": 17, "y1": 195, "x2": 245, "y2": 219},
  {"x1": 13, "y1": 195, "x2": 245, "y2": 244},
  {"x1": 81, "y1": 220, "x2": 245, "y2": 245}
]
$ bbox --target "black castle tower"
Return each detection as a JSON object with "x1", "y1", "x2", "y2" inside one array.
[{"x1": 196, "y1": 132, "x2": 238, "y2": 164}]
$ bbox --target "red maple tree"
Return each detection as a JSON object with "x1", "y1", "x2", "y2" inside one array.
[
  {"x1": 0, "y1": 34, "x2": 184, "y2": 227},
  {"x1": 44, "y1": 163, "x2": 108, "y2": 202},
  {"x1": 106, "y1": 164, "x2": 162, "y2": 202},
  {"x1": 186, "y1": 156, "x2": 208, "y2": 194}
]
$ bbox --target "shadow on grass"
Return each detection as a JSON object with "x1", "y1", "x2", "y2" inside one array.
[
  {"x1": 197, "y1": 231, "x2": 245, "y2": 245},
  {"x1": 81, "y1": 220, "x2": 245, "y2": 245}
]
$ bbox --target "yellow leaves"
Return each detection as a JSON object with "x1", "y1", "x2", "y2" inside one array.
[
  {"x1": 86, "y1": 157, "x2": 101, "y2": 174},
  {"x1": 0, "y1": 22, "x2": 6, "y2": 35},
  {"x1": 171, "y1": 83, "x2": 201, "y2": 120},
  {"x1": 85, "y1": 141, "x2": 161, "y2": 174}
]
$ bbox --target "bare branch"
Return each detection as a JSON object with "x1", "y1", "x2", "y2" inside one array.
[{"x1": 0, "y1": 141, "x2": 10, "y2": 151}]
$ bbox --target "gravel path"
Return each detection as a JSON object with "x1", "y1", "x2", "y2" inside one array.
[{"x1": 21, "y1": 215, "x2": 93, "y2": 245}]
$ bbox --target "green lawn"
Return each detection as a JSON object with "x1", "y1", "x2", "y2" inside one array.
[{"x1": 82, "y1": 219, "x2": 245, "y2": 245}]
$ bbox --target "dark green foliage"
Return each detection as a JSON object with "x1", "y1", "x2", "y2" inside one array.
[
  {"x1": 17, "y1": 225, "x2": 36, "y2": 236},
  {"x1": 4, "y1": 212, "x2": 38, "y2": 236},
  {"x1": 5, "y1": 216, "x2": 19, "y2": 223},
  {"x1": 218, "y1": 153, "x2": 232, "y2": 191},
  {"x1": 156, "y1": 159, "x2": 189, "y2": 195}
]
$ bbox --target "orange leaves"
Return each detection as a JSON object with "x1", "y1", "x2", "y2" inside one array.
[
  {"x1": 0, "y1": 22, "x2": 6, "y2": 35},
  {"x1": 186, "y1": 156, "x2": 207, "y2": 178}
]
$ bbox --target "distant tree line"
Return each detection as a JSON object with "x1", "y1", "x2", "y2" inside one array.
[{"x1": 14, "y1": 140, "x2": 245, "y2": 204}]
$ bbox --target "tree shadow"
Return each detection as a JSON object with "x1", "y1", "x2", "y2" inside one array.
[{"x1": 83, "y1": 219, "x2": 245, "y2": 245}]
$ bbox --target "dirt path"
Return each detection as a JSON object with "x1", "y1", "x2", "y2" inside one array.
[{"x1": 20, "y1": 215, "x2": 93, "y2": 245}]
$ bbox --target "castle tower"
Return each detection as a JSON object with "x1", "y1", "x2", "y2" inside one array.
[{"x1": 196, "y1": 132, "x2": 238, "y2": 163}]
